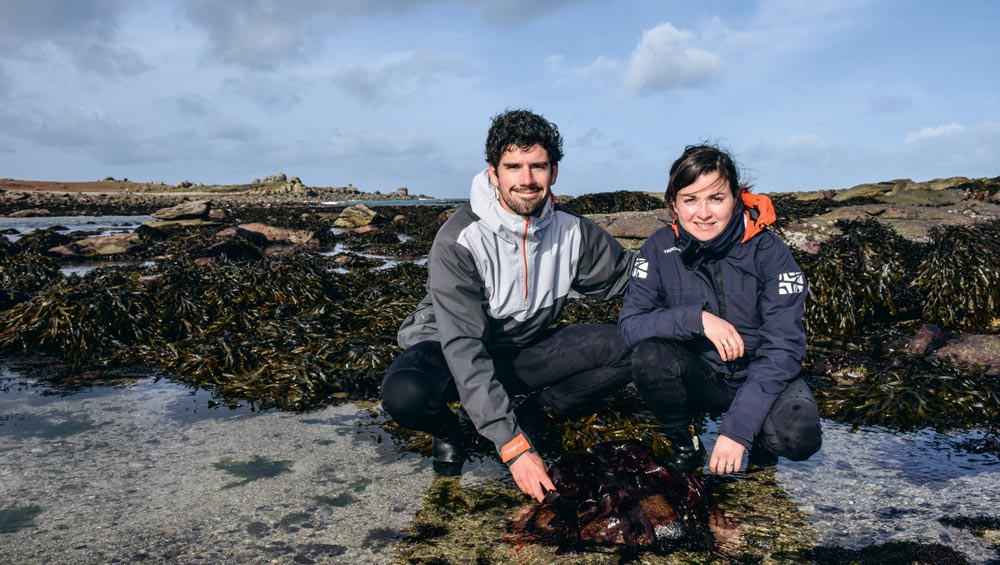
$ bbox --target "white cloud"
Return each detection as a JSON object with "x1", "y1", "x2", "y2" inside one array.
[
  {"x1": 905, "y1": 123, "x2": 965, "y2": 145},
  {"x1": 0, "y1": 0, "x2": 149, "y2": 77},
  {"x1": 546, "y1": 54, "x2": 622, "y2": 86},
  {"x1": 328, "y1": 129, "x2": 437, "y2": 159},
  {"x1": 334, "y1": 51, "x2": 472, "y2": 106},
  {"x1": 26, "y1": 106, "x2": 174, "y2": 164},
  {"x1": 463, "y1": 0, "x2": 598, "y2": 23},
  {"x1": 180, "y1": 0, "x2": 587, "y2": 71},
  {"x1": 624, "y1": 23, "x2": 721, "y2": 95},
  {"x1": 571, "y1": 127, "x2": 638, "y2": 160}
]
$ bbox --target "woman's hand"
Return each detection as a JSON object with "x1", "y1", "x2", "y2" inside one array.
[
  {"x1": 702, "y1": 311, "x2": 744, "y2": 361},
  {"x1": 710, "y1": 434, "x2": 746, "y2": 474}
]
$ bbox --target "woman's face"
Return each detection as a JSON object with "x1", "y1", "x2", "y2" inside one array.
[{"x1": 672, "y1": 171, "x2": 737, "y2": 242}]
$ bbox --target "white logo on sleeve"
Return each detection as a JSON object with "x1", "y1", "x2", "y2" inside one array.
[
  {"x1": 631, "y1": 258, "x2": 648, "y2": 279},
  {"x1": 778, "y1": 271, "x2": 804, "y2": 295}
]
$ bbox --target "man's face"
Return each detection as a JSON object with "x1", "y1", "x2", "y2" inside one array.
[{"x1": 488, "y1": 143, "x2": 558, "y2": 217}]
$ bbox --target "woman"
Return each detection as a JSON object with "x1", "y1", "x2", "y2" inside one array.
[{"x1": 618, "y1": 144, "x2": 821, "y2": 474}]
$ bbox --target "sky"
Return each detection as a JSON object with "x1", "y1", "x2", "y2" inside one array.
[{"x1": 0, "y1": 0, "x2": 998, "y2": 199}]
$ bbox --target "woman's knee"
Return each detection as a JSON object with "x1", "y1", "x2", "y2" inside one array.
[
  {"x1": 630, "y1": 339, "x2": 683, "y2": 384},
  {"x1": 763, "y1": 380, "x2": 823, "y2": 461}
]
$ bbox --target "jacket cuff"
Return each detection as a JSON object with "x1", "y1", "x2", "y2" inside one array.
[{"x1": 500, "y1": 433, "x2": 532, "y2": 464}]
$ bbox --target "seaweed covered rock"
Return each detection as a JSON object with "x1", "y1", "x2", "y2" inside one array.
[
  {"x1": 815, "y1": 355, "x2": 1000, "y2": 431},
  {"x1": 510, "y1": 440, "x2": 711, "y2": 552},
  {"x1": 49, "y1": 233, "x2": 142, "y2": 257},
  {"x1": 14, "y1": 228, "x2": 71, "y2": 256},
  {"x1": 0, "y1": 253, "x2": 425, "y2": 410},
  {"x1": 0, "y1": 252, "x2": 62, "y2": 310},
  {"x1": 562, "y1": 191, "x2": 665, "y2": 215},
  {"x1": 795, "y1": 218, "x2": 909, "y2": 337},
  {"x1": 913, "y1": 220, "x2": 1000, "y2": 332}
]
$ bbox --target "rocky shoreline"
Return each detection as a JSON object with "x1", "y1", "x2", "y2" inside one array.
[{"x1": 2, "y1": 173, "x2": 1000, "y2": 563}]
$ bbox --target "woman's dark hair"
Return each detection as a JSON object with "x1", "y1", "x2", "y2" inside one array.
[
  {"x1": 665, "y1": 144, "x2": 751, "y2": 205},
  {"x1": 485, "y1": 109, "x2": 563, "y2": 167}
]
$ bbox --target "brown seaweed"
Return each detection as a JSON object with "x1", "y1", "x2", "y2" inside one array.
[{"x1": 510, "y1": 440, "x2": 712, "y2": 553}]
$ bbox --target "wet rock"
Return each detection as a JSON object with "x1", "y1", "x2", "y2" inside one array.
[
  {"x1": 586, "y1": 209, "x2": 672, "y2": 248},
  {"x1": 246, "y1": 522, "x2": 270, "y2": 537},
  {"x1": 932, "y1": 334, "x2": 1000, "y2": 376},
  {"x1": 138, "y1": 219, "x2": 220, "y2": 239},
  {"x1": 6, "y1": 208, "x2": 51, "y2": 218},
  {"x1": 904, "y1": 324, "x2": 944, "y2": 356},
  {"x1": 334, "y1": 204, "x2": 384, "y2": 228},
  {"x1": 152, "y1": 200, "x2": 211, "y2": 221},
  {"x1": 222, "y1": 223, "x2": 318, "y2": 248},
  {"x1": 50, "y1": 233, "x2": 141, "y2": 256}
]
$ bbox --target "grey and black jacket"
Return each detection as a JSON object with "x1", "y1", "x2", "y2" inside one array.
[{"x1": 397, "y1": 169, "x2": 635, "y2": 455}]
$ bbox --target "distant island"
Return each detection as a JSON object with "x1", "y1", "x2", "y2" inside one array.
[{"x1": 0, "y1": 172, "x2": 434, "y2": 201}]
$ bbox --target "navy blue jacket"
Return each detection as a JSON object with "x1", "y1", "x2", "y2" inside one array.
[{"x1": 618, "y1": 193, "x2": 807, "y2": 448}]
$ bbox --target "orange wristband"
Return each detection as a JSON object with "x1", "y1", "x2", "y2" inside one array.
[{"x1": 500, "y1": 433, "x2": 531, "y2": 463}]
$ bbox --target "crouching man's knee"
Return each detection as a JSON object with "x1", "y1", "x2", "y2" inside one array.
[{"x1": 380, "y1": 369, "x2": 434, "y2": 431}]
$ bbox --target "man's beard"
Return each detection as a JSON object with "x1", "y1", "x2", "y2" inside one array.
[{"x1": 501, "y1": 185, "x2": 547, "y2": 217}]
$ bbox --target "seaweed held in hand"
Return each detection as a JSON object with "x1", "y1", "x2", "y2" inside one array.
[{"x1": 510, "y1": 440, "x2": 711, "y2": 552}]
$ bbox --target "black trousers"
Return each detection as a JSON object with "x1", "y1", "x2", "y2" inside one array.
[
  {"x1": 380, "y1": 324, "x2": 631, "y2": 435},
  {"x1": 631, "y1": 338, "x2": 822, "y2": 460}
]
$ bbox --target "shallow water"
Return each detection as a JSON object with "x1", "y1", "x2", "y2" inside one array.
[
  {"x1": 0, "y1": 214, "x2": 152, "y2": 242},
  {"x1": 2, "y1": 365, "x2": 998, "y2": 562}
]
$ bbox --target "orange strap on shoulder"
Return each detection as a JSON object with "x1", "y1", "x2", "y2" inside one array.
[{"x1": 500, "y1": 433, "x2": 531, "y2": 463}]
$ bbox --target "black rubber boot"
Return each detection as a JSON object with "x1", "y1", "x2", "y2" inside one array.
[
  {"x1": 431, "y1": 418, "x2": 465, "y2": 476},
  {"x1": 514, "y1": 393, "x2": 558, "y2": 457},
  {"x1": 664, "y1": 425, "x2": 706, "y2": 473}
]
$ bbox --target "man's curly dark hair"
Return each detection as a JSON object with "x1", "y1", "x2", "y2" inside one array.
[{"x1": 485, "y1": 109, "x2": 564, "y2": 167}]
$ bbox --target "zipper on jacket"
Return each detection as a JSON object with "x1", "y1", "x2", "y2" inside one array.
[
  {"x1": 522, "y1": 217, "x2": 530, "y2": 299},
  {"x1": 712, "y1": 260, "x2": 727, "y2": 320}
]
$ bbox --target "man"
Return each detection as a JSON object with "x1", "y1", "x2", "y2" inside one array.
[{"x1": 381, "y1": 109, "x2": 635, "y2": 502}]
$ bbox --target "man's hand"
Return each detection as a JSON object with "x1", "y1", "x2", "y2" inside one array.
[
  {"x1": 709, "y1": 434, "x2": 746, "y2": 474},
  {"x1": 702, "y1": 311, "x2": 744, "y2": 362},
  {"x1": 509, "y1": 451, "x2": 556, "y2": 502}
]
